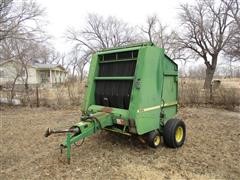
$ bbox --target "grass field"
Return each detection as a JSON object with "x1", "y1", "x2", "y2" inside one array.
[{"x1": 1, "y1": 106, "x2": 240, "y2": 179}]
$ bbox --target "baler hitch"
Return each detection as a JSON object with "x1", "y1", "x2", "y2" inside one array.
[{"x1": 44, "y1": 112, "x2": 113, "y2": 164}]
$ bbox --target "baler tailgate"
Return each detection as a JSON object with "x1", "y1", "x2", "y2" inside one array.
[{"x1": 95, "y1": 50, "x2": 138, "y2": 109}]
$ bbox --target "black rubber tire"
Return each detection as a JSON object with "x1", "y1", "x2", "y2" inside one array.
[
  {"x1": 147, "y1": 130, "x2": 161, "y2": 148},
  {"x1": 163, "y1": 118, "x2": 186, "y2": 148}
]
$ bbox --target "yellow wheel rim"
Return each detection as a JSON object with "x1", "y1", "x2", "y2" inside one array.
[
  {"x1": 153, "y1": 136, "x2": 161, "y2": 146},
  {"x1": 175, "y1": 127, "x2": 184, "y2": 143}
]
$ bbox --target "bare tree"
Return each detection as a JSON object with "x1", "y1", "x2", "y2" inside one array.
[
  {"x1": 222, "y1": 0, "x2": 240, "y2": 28},
  {"x1": 66, "y1": 14, "x2": 140, "y2": 80},
  {"x1": 68, "y1": 46, "x2": 80, "y2": 77},
  {"x1": 188, "y1": 65, "x2": 206, "y2": 79},
  {"x1": 13, "y1": 38, "x2": 47, "y2": 105},
  {"x1": 76, "y1": 50, "x2": 91, "y2": 81},
  {"x1": 141, "y1": 15, "x2": 158, "y2": 43},
  {"x1": 8, "y1": 61, "x2": 25, "y2": 102},
  {"x1": 0, "y1": 0, "x2": 48, "y2": 65},
  {"x1": 0, "y1": 0, "x2": 45, "y2": 42},
  {"x1": 224, "y1": 32, "x2": 240, "y2": 62},
  {"x1": 34, "y1": 45, "x2": 65, "y2": 65},
  {"x1": 67, "y1": 14, "x2": 139, "y2": 51},
  {"x1": 1, "y1": 37, "x2": 46, "y2": 103},
  {"x1": 222, "y1": 0, "x2": 240, "y2": 62},
  {"x1": 66, "y1": 46, "x2": 90, "y2": 81},
  {"x1": 178, "y1": 0, "x2": 237, "y2": 89},
  {"x1": 141, "y1": 15, "x2": 189, "y2": 61}
]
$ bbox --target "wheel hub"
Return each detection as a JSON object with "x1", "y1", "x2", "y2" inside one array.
[
  {"x1": 153, "y1": 136, "x2": 161, "y2": 146},
  {"x1": 175, "y1": 127, "x2": 183, "y2": 143}
]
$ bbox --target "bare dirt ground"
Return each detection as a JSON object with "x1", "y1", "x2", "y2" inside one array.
[{"x1": 1, "y1": 106, "x2": 240, "y2": 180}]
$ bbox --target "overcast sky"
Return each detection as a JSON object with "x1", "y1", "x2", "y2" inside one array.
[{"x1": 37, "y1": 0, "x2": 194, "y2": 54}]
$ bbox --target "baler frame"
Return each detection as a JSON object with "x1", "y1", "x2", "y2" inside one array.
[{"x1": 45, "y1": 42, "x2": 186, "y2": 163}]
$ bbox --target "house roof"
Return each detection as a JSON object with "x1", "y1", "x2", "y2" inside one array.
[
  {"x1": 0, "y1": 60, "x2": 66, "y2": 72},
  {"x1": 32, "y1": 63, "x2": 65, "y2": 71}
]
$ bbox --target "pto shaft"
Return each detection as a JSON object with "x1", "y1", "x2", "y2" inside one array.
[{"x1": 44, "y1": 127, "x2": 80, "y2": 137}]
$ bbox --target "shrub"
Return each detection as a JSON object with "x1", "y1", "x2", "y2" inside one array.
[
  {"x1": 66, "y1": 81, "x2": 85, "y2": 106},
  {"x1": 179, "y1": 79, "x2": 202, "y2": 105},
  {"x1": 213, "y1": 87, "x2": 240, "y2": 111}
]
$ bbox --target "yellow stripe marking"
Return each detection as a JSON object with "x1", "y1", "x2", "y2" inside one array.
[{"x1": 137, "y1": 102, "x2": 177, "y2": 113}]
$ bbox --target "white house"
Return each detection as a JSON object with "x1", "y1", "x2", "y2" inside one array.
[{"x1": 0, "y1": 60, "x2": 67, "y2": 86}]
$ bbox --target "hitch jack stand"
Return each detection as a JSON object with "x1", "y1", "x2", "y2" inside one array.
[{"x1": 66, "y1": 132, "x2": 71, "y2": 164}]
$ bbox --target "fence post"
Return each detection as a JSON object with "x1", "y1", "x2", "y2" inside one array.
[
  {"x1": 36, "y1": 85, "x2": 39, "y2": 107},
  {"x1": 209, "y1": 84, "x2": 213, "y2": 103}
]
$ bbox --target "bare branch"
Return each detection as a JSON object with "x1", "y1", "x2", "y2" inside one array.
[{"x1": 178, "y1": 0, "x2": 237, "y2": 88}]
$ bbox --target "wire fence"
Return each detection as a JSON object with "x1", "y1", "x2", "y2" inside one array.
[{"x1": 0, "y1": 81, "x2": 85, "y2": 107}]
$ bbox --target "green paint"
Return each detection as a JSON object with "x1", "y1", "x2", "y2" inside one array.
[
  {"x1": 62, "y1": 42, "x2": 178, "y2": 161},
  {"x1": 99, "y1": 58, "x2": 137, "y2": 64},
  {"x1": 82, "y1": 43, "x2": 178, "y2": 135},
  {"x1": 94, "y1": 76, "x2": 134, "y2": 80},
  {"x1": 66, "y1": 133, "x2": 71, "y2": 164}
]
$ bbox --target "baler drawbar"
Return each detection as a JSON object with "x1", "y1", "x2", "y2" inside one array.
[
  {"x1": 45, "y1": 42, "x2": 186, "y2": 164},
  {"x1": 45, "y1": 112, "x2": 113, "y2": 163}
]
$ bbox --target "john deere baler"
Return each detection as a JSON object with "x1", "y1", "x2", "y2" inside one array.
[{"x1": 45, "y1": 42, "x2": 186, "y2": 163}]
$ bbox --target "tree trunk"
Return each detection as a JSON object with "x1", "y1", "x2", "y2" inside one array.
[
  {"x1": 203, "y1": 67, "x2": 215, "y2": 89},
  {"x1": 23, "y1": 68, "x2": 31, "y2": 106},
  {"x1": 10, "y1": 75, "x2": 19, "y2": 103},
  {"x1": 80, "y1": 68, "x2": 84, "y2": 82},
  {"x1": 230, "y1": 60, "x2": 233, "y2": 78},
  {"x1": 36, "y1": 85, "x2": 39, "y2": 107}
]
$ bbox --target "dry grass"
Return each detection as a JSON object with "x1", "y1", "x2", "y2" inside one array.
[
  {"x1": 179, "y1": 79, "x2": 202, "y2": 105},
  {"x1": 1, "y1": 78, "x2": 239, "y2": 111},
  {"x1": 179, "y1": 78, "x2": 240, "y2": 111},
  {"x1": 40, "y1": 81, "x2": 85, "y2": 107},
  {"x1": 0, "y1": 81, "x2": 86, "y2": 108},
  {"x1": 213, "y1": 87, "x2": 240, "y2": 110},
  {"x1": 1, "y1": 106, "x2": 240, "y2": 179}
]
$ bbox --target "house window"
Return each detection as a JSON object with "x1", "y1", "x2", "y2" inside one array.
[{"x1": 40, "y1": 71, "x2": 49, "y2": 83}]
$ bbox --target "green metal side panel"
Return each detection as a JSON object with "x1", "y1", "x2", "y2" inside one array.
[
  {"x1": 132, "y1": 47, "x2": 165, "y2": 135},
  {"x1": 162, "y1": 55, "x2": 178, "y2": 122},
  {"x1": 129, "y1": 47, "x2": 178, "y2": 135},
  {"x1": 161, "y1": 75, "x2": 178, "y2": 123},
  {"x1": 163, "y1": 55, "x2": 178, "y2": 76},
  {"x1": 127, "y1": 47, "x2": 147, "y2": 121}
]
